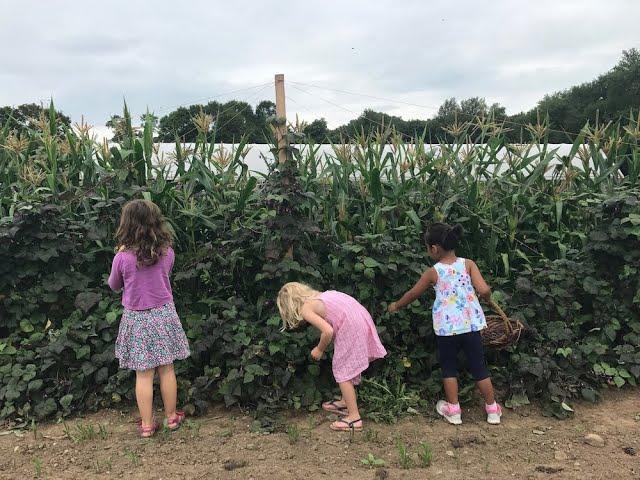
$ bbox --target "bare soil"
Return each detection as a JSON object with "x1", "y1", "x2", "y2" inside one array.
[{"x1": 1, "y1": 390, "x2": 638, "y2": 480}]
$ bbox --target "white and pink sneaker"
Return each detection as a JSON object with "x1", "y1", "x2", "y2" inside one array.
[
  {"x1": 485, "y1": 402, "x2": 502, "y2": 425},
  {"x1": 436, "y1": 400, "x2": 462, "y2": 425}
]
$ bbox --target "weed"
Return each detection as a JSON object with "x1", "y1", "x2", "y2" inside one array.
[
  {"x1": 155, "y1": 425, "x2": 171, "y2": 442},
  {"x1": 184, "y1": 419, "x2": 201, "y2": 438},
  {"x1": 286, "y1": 423, "x2": 300, "y2": 444},
  {"x1": 218, "y1": 428, "x2": 233, "y2": 438},
  {"x1": 306, "y1": 415, "x2": 320, "y2": 430},
  {"x1": 32, "y1": 457, "x2": 43, "y2": 478},
  {"x1": 93, "y1": 458, "x2": 113, "y2": 474},
  {"x1": 360, "y1": 379, "x2": 422, "y2": 424},
  {"x1": 124, "y1": 448, "x2": 140, "y2": 467},
  {"x1": 63, "y1": 421, "x2": 99, "y2": 443},
  {"x1": 361, "y1": 453, "x2": 386, "y2": 469},
  {"x1": 30, "y1": 419, "x2": 38, "y2": 440},
  {"x1": 98, "y1": 424, "x2": 109, "y2": 440},
  {"x1": 397, "y1": 440, "x2": 414, "y2": 469},
  {"x1": 363, "y1": 428, "x2": 381, "y2": 444},
  {"x1": 418, "y1": 441, "x2": 432, "y2": 467}
]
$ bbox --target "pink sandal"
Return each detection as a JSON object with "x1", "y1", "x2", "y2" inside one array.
[
  {"x1": 137, "y1": 419, "x2": 159, "y2": 438},
  {"x1": 167, "y1": 410, "x2": 185, "y2": 430}
]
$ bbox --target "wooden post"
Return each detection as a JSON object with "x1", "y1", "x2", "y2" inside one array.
[{"x1": 275, "y1": 74, "x2": 288, "y2": 165}]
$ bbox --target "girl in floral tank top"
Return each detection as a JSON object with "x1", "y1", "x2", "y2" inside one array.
[
  {"x1": 388, "y1": 223, "x2": 502, "y2": 426},
  {"x1": 432, "y1": 257, "x2": 486, "y2": 336}
]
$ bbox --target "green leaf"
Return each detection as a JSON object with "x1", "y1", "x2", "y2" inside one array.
[
  {"x1": 28, "y1": 379, "x2": 43, "y2": 392},
  {"x1": 74, "y1": 292, "x2": 102, "y2": 313},
  {"x1": 363, "y1": 257, "x2": 381, "y2": 268},
  {"x1": 505, "y1": 392, "x2": 530, "y2": 409},
  {"x1": 60, "y1": 394, "x2": 74, "y2": 410},
  {"x1": 106, "y1": 311, "x2": 118, "y2": 324},
  {"x1": 406, "y1": 209, "x2": 421, "y2": 227},
  {"x1": 20, "y1": 319, "x2": 34, "y2": 333},
  {"x1": 34, "y1": 398, "x2": 57, "y2": 419},
  {"x1": 76, "y1": 345, "x2": 90, "y2": 360}
]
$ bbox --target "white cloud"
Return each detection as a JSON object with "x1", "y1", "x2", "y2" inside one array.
[{"x1": 0, "y1": 0, "x2": 638, "y2": 128}]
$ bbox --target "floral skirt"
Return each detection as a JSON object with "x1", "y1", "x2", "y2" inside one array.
[{"x1": 115, "y1": 303, "x2": 190, "y2": 371}]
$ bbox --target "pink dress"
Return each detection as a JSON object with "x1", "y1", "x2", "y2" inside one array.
[{"x1": 317, "y1": 291, "x2": 387, "y2": 384}]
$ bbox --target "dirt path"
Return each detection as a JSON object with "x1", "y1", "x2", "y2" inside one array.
[{"x1": 1, "y1": 390, "x2": 638, "y2": 480}]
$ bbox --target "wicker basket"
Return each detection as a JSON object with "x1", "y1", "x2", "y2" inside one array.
[{"x1": 481, "y1": 299, "x2": 525, "y2": 349}]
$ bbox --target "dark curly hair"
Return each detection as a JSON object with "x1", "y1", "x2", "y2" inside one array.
[
  {"x1": 115, "y1": 199, "x2": 173, "y2": 266},
  {"x1": 424, "y1": 222, "x2": 464, "y2": 251}
]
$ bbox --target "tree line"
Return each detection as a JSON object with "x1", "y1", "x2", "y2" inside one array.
[{"x1": 2, "y1": 49, "x2": 638, "y2": 144}]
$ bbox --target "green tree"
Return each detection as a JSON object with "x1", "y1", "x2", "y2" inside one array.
[
  {"x1": 255, "y1": 100, "x2": 276, "y2": 119},
  {"x1": 304, "y1": 118, "x2": 330, "y2": 143},
  {"x1": 0, "y1": 103, "x2": 71, "y2": 135},
  {"x1": 460, "y1": 97, "x2": 488, "y2": 119}
]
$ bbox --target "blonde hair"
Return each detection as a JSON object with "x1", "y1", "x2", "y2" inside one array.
[{"x1": 277, "y1": 282, "x2": 319, "y2": 331}]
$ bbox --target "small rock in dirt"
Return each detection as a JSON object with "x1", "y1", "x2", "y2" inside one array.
[
  {"x1": 623, "y1": 447, "x2": 637, "y2": 456},
  {"x1": 535, "y1": 465, "x2": 564, "y2": 474},
  {"x1": 245, "y1": 443, "x2": 256, "y2": 450},
  {"x1": 446, "y1": 450, "x2": 455, "y2": 457},
  {"x1": 13, "y1": 446, "x2": 20, "y2": 454},
  {"x1": 223, "y1": 460, "x2": 248, "y2": 471},
  {"x1": 584, "y1": 433, "x2": 605, "y2": 447},
  {"x1": 532, "y1": 429, "x2": 545, "y2": 435},
  {"x1": 554, "y1": 450, "x2": 568, "y2": 461},
  {"x1": 257, "y1": 454, "x2": 267, "y2": 461},
  {"x1": 374, "y1": 468, "x2": 388, "y2": 480}
]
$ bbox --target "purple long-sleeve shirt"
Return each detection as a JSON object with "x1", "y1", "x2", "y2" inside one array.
[{"x1": 108, "y1": 247, "x2": 175, "y2": 311}]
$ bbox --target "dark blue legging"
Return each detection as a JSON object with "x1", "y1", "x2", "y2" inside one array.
[{"x1": 436, "y1": 331, "x2": 490, "y2": 381}]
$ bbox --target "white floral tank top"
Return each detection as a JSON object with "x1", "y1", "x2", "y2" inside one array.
[{"x1": 432, "y1": 258, "x2": 486, "y2": 336}]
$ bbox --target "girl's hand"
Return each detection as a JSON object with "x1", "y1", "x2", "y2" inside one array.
[
  {"x1": 310, "y1": 347, "x2": 324, "y2": 361},
  {"x1": 388, "y1": 302, "x2": 399, "y2": 313},
  {"x1": 117, "y1": 245, "x2": 126, "y2": 252}
]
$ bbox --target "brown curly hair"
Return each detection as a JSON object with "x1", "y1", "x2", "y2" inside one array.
[{"x1": 115, "y1": 199, "x2": 173, "y2": 266}]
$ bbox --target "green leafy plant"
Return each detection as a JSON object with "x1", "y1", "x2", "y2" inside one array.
[
  {"x1": 396, "y1": 440, "x2": 414, "y2": 469},
  {"x1": 418, "y1": 441, "x2": 433, "y2": 467},
  {"x1": 32, "y1": 457, "x2": 43, "y2": 478},
  {"x1": 124, "y1": 448, "x2": 140, "y2": 467},
  {"x1": 286, "y1": 423, "x2": 300, "y2": 444},
  {"x1": 361, "y1": 453, "x2": 386, "y2": 468},
  {"x1": 359, "y1": 379, "x2": 423, "y2": 423},
  {"x1": 63, "y1": 421, "x2": 102, "y2": 443},
  {"x1": 184, "y1": 419, "x2": 201, "y2": 438}
]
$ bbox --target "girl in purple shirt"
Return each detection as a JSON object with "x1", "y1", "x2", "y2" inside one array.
[{"x1": 108, "y1": 199, "x2": 190, "y2": 437}]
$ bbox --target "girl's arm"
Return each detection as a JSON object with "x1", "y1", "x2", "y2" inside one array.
[
  {"x1": 466, "y1": 259, "x2": 491, "y2": 300},
  {"x1": 300, "y1": 302, "x2": 334, "y2": 357},
  {"x1": 108, "y1": 254, "x2": 124, "y2": 292},
  {"x1": 389, "y1": 268, "x2": 437, "y2": 312}
]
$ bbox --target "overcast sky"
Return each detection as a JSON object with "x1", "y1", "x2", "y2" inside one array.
[{"x1": 1, "y1": 0, "x2": 638, "y2": 135}]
